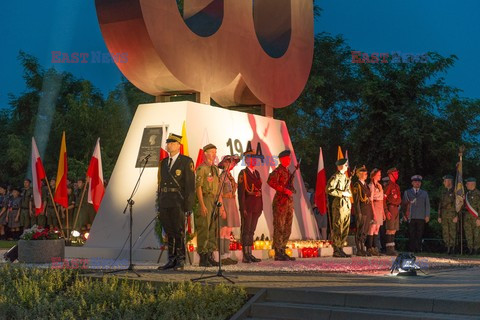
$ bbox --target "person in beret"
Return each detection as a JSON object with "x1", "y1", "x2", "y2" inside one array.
[
  {"x1": 383, "y1": 168, "x2": 402, "y2": 256},
  {"x1": 217, "y1": 155, "x2": 241, "y2": 265},
  {"x1": 156, "y1": 133, "x2": 196, "y2": 271},
  {"x1": 463, "y1": 177, "x2": 480, "y2": 255},
  {"x1": 438, "y1": 175, "x2": 458, "y2": 254},
  {"x1": 194, "y1": 143, "x2": 225, "y2": 267},
  {"x1": 238, "y1": 149, "x2": 264, "y2": 263},
  {"x1": 267, "y1": 149, "x2": 296, "y2": 261},
  {"x1": 352, "y1": 166, "x2": 372, "y2": 256},
  {"x1": 6, "y1": 187, "x2": 22, "y2": 239},
  {"x1": 367, "y1": 168, "x2": 384, "y2": 256},
  {"x1": 401, "y1": 175, "x2": 430, "y2": 252},
  {"x1": 326, "y1": 158, "x2": 352, "y2": 257}
]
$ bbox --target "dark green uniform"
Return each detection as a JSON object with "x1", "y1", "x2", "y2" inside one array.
[
  {"x1": 46, "y1": 187, "x2": 59, "y2": 228},
  {"x1": 195, "y1": 163, "x2": 220, "y2": 255},
  {"x1": 33, "y1": 186, "x2": 48, "y2": 227},
  {"x1": 74, "y1": 187, "x2": 95, "y2": 230},
  {"x1": 267, "y1": 164, "x2": 294, "y2": 254},
  {"x1": 464, "y1": 188, "x2": 480, "y2": 252},
  {"x1": 20, "y1": 187, "x2": 32, "y2": 228},
  {"x1": 438, "y1": 187, "x2": 457, "y2": 248},
  {"x1": 326, "y1": 171, "x2": 351, "y2": 250}
]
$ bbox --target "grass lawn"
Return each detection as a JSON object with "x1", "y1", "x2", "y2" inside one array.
[{"x1": 0, "y1": 265, "x2": 247, "y2": 320}]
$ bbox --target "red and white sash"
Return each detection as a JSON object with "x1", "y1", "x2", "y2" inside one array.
[{"x1": 465, "y1": 196, "x2": 479, "y2": 218}]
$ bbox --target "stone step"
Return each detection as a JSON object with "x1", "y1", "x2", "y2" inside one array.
[
  {"x1": 249, "y1": 301, "x2": 479, "y2": 320},
  {"x1": 263, "y1": 288, "x2": 480, "y2": 317}
]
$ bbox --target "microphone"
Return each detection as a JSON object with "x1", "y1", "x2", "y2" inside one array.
[{"x1": 143, "y1": 154, "x2": 152, "y2": 161}]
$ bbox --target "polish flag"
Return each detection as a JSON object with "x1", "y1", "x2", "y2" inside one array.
[
  {"x1": 195, "y1": 130, "x2": 209, "y2": 169},
  {"x1": 315, "y1": 147, "x2": 327, "y2": 215},
  {"x1": 180, "y1": 121, "x2": 189, "y2": 156},
  {"x1": 159, "y1": 125, "x2": 168, "y2": 161},
  {"x1": 86, "y1": 138, "x2": 105, "y2": 212},
  {"x1": 31, "y1": 137, "x2": 46, "y2": 215}
]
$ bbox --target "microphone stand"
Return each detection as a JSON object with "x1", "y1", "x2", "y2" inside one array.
[
  {"x1": 106, "y1": 154, "x2": 150, "y2": 277},
  {"x1": 192, "y1": 158, "x2": 236, "y2": 284}
]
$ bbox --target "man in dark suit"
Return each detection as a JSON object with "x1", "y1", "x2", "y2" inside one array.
[
  {"x1": 157, "y1": 133, "x2": 195, "y2": 270},
  {"x1": 402, "y1": 175, "x2": 430, "y2": 252},
  {"x1": 238, "y1": 150, "x2": 263, "y2": 263}
]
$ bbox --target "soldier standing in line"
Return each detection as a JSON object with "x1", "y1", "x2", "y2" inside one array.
[
  {"x1": 46, "y1": 178, "x2": 58, "y2": 229},
  {"x1": 267, "y1": 150, "x2": 296, "y2": 261},
  {"x1": 463, "y1": 177, "x2": 480, "y2": 255},
  {"x1": 156, "y1": 133, "x2": 195, "y2": 270},
  {"x1": 384, "y1": 168, "x2": 402, "y2": 256},
  {"x1": 438, "y1": 175, "x2": 458, "y2": 254},
  {"x1": 238, "y1": 150, "x2": 263, "y2": 263},
  {"x1": 195, "y1": 143, "x2": 225, "y2": 267},
  {"x1": 20, "y1": 179, "x2": 33, "y2": 229},
  {"x1": 326, "y1": 158, "x2": 352, "y2": 258},
  {"x1": 352, "y1": 166, "x2": 372, "y2": 256},
  {"x1": 402, "y1": 175, "x2": 430, "y2": 253}
]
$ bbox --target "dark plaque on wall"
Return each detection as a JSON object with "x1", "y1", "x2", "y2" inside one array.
[{"x1": 135, "y1": 126, "x2": 165, "y2": 168}]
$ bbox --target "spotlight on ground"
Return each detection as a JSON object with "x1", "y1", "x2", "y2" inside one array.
[
  {"x1": 71, "y1": 230, "x2": 81, "y2": 238},
  {"x1": 390, "y1": 252, "x2": 421, "y2": 276}
]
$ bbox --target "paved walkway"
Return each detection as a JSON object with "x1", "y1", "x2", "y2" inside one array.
[{"x1": 84, "y1": 258, "x2": 480, "y2": 303}]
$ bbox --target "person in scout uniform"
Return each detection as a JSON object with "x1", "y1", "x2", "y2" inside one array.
[
  {"x1": 238, "y1": 149, "x2": 263, "y2": 263},
  {"x1": 463, "y1": 177, "x2": 480, "y2": 255},
  {"x1": 367, "y1": 168, "x2": 384, "y2": 257},
  {"x1": 438, "y1": 175, "x2": 458, "y2": 254},
  {"x1": 352, "y1": 166, "x2": 372, "y2": 256},
  {"x1": 74, "y1": 178, "x2": 96, "y2": 231},
  {"x1": 195, "y1": 143, "x2": 225, "y2": 267},
  {"x1": 6, "y1": 187, "x2": 22, "y2": 239},
  {"x1": 267, "y1": 149, "x2": 296, "y2": 261},
  {"x1": 326, "y1": 158, "x2": 352, "y2": 258},
  {"x1": 402, "y1": 175, "x2": 430, "y2": 252},
  {"x1": 20, "y1": 179, "x2": 33, "y2": 229},
  {"x1": 157, "y1": 133, "x2": 195, "y2": 270},
  {"x1": 218, "y1": 155, "x2": 241, "y2": 265},
  {"x1": 0, "y1": 185, "x2": 8, "y2": 239},
  {"x1": 383, "y1": 167, "x2": 402, "y2": 256}
]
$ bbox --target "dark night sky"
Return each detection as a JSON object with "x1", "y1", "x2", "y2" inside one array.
[{"x1": 1, "y1": 0, "x2": 479, "y2": 109}]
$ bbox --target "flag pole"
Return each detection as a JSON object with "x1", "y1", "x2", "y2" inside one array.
[
  {"x1": 44, "y1": 177, "x2": 66, "y2": 239},
  {"x1": 459, "y1": 147, "x2": 464, "y2": 255},
  {"x1": 73, "y1": 179, "x2": 89, "y2": 232}
]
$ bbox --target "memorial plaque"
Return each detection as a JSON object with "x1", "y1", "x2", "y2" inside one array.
[{"x1": 135, "y1": 126, "x2": 165, "y2": 168}]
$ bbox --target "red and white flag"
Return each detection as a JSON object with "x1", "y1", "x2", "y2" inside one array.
[
  {"x1": 86, "y1": 138, "x2": 105, "y2": 212},
  {"x1": 159, "y1": 126, "x2": 169, "y2": 161},
  {"x1": 31, "y1": 137, "x2": 46, "y2": 215},
  {"x1": 314, "y1": 147, "x2": 327, "y2": 215},
  {"x1": 195, "y1": 130, "x2": 209, "y2": 169}
]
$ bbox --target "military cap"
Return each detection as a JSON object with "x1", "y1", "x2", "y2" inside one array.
[
  {"x1": 355, "y1": 165, "x2": 367, "y2": 175},
  {"x1": 278, "y1": 149, "x2": 291, "y2": 158},
  {"x1": 24, "y1": 178, "x2": 32, "y2": 183},
  {"x1": 465, "y1": 177, "x2": 477, "y2": 183},
  {"x1": 244, "y1": 149, "x2": 264, "y2": 159},
  {"x1": 370, "y1": 168, "x2": 381, "y2": 178},
  {"x1": 411, "y1": 175, "x2": 423, "y2": 181},
  {"x1": 203, "y1": 143, "x2": 217, "y2": 152},
  {"x1": 442, "y1": 174, "x2": 454, "y2": 180},
  {"x1": 387, "y1": 167, "x2": 398, "y2": 174},
  {"x1": 218, "y1": 155, "x2": 241, "y2": 169},
  {"x1": 166, "y1": 133, "x2": 182, "y2": 143},
  {"x1": 335, "y1": 158, "x2": 348, "y2": 166}
]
